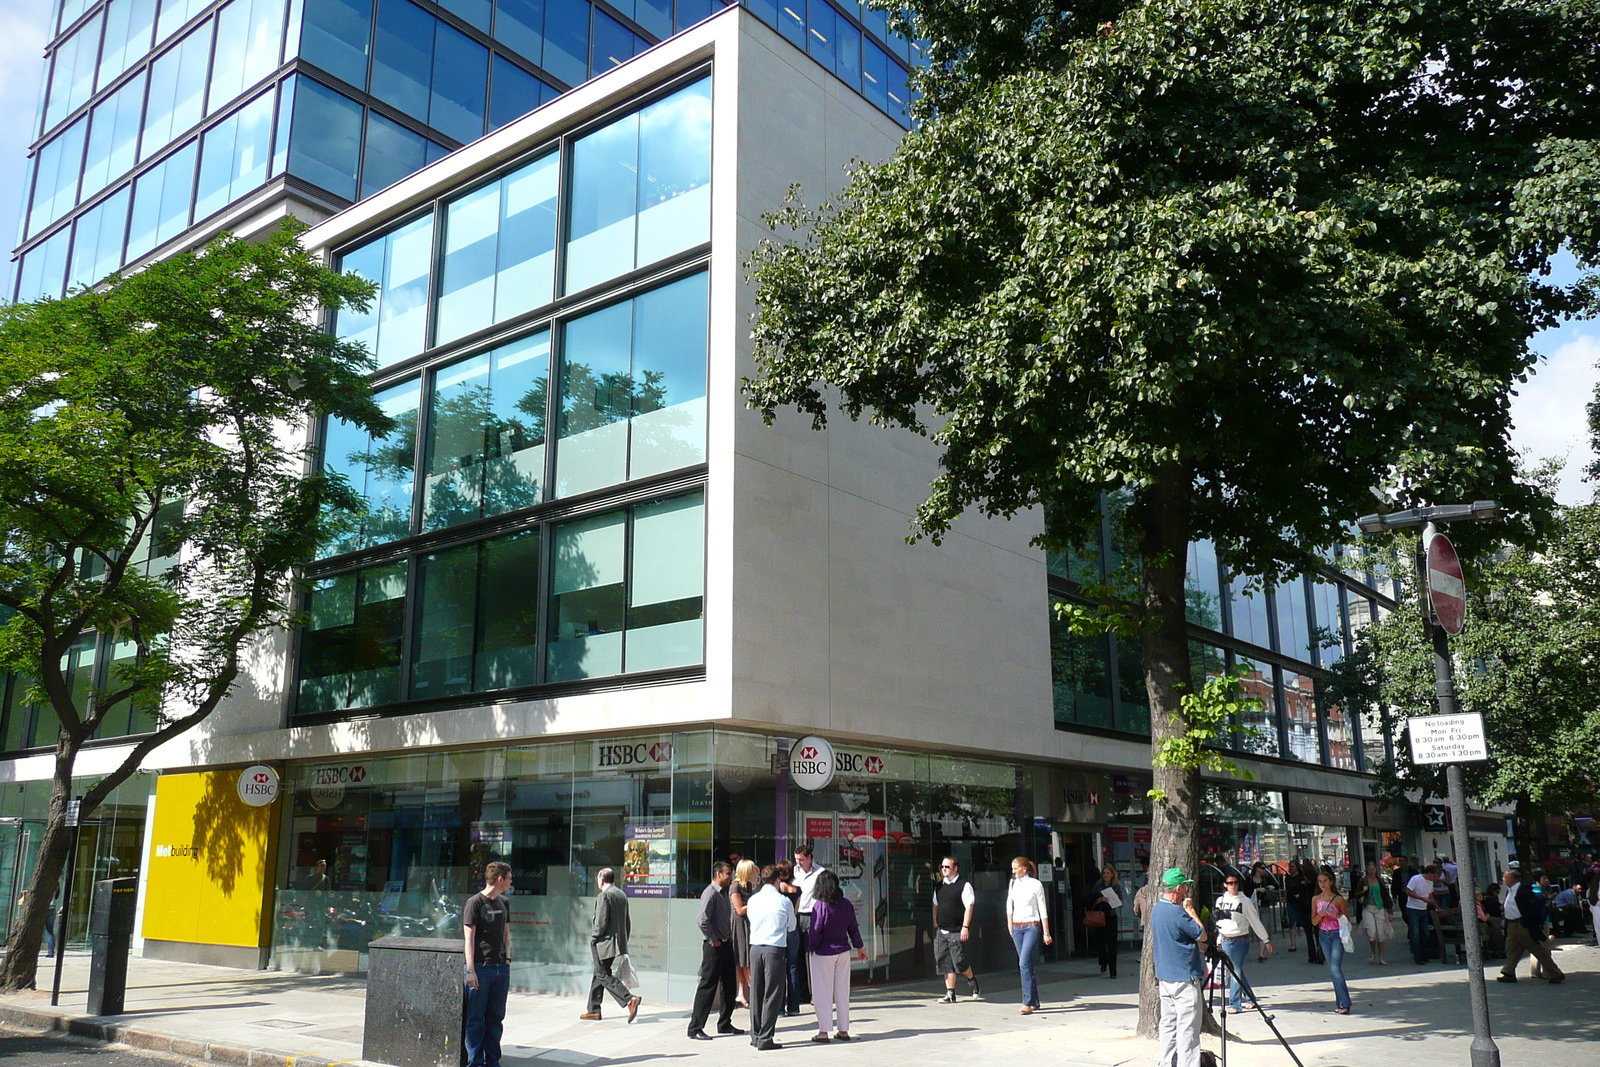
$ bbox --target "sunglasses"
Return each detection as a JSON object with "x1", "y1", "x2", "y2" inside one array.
[{"x1": 940, "y1": 864, "x2": 954, "y2": 869}]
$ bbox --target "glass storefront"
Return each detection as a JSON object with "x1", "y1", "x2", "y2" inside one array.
[{"x1": 270, "y1": 730, "x2": 1032, "y2": 996}]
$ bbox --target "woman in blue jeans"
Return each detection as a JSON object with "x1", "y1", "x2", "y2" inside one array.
[
  {"x1": 1006, "y1": 857, "x2": 1053, "y2": 1014},
  {"x1": 1313, "y1": 870, "x2": 1353, "y2": 1014}
]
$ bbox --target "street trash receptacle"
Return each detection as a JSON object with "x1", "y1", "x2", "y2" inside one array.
[
  {"x1": 87, "y1": 877, "x2": 137, "y2": 1016},
  {"x1": 364, "y1": 936, "x2": 467, "y2": 1067}
]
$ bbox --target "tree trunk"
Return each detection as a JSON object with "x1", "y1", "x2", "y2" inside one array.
[
  {"x1": 1, "y1": 747, "x2": 80, "y2": 991},
  {"x1": 1136, "y1": 462, "x2": 1198, "y2": 1038}
]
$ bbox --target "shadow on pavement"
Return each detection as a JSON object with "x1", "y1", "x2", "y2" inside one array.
[{"x1": 0, "y1": 1033, "x2": 104, "y2": 1058}]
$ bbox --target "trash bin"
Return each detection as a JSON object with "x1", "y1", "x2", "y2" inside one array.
[
  {"x1": 364, "y1": 936, "x2": 467, "y2": 1067},
  {"x1": 87, "y1": 877, "x2": 137, "y2": 1016}
]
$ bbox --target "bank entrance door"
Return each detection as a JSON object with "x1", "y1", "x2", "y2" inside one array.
[
  {"x1": 0, "y1": 819, "x2": 47, "y2": 947},
  {"x1": 1057, "y1": 830, "x2": 1101, "y2": 959}
]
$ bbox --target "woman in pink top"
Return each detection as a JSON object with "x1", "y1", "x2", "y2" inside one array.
[{"x1": 1314, "y1": 869, "x2": 1352, "y2": 1013}]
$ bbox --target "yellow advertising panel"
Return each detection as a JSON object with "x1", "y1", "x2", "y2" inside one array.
[{"x1": 142, "y1": 770, "x2": 280, "y2": 947}]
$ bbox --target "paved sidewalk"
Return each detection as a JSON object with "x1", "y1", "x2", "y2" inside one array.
[{"x1": 0, "y1": 938, "x2": 1594, "y2": 1066}]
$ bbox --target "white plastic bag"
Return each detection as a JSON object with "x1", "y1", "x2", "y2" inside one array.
[
  {"x1": 1337, "y1": 914, "x2": 1355, "y2": 953},
  {"x1": 615, "y1": 952, "x2": 641, "y2": 989}
]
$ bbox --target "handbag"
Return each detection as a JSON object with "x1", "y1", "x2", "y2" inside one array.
[
  {"x1": 1084, "y1": 908, "x2": 1107, "y2": 928},
  {"x1": 615, "y1": 952, "x2": 641, "y2": 989}
]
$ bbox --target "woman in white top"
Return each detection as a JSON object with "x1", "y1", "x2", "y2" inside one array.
[{"x1": 1006, "y1": 856, "x2": 1052, "y2": 1014}]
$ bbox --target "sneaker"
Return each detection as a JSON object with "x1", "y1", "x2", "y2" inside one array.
[
  {"x1": 968, "y1": 978, "x2": 982, "y2": 1000},
  {"x1": 939, "y1": 990, "x2": 957, "y2": 1004}
]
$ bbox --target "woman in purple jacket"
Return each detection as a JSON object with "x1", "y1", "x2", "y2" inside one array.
[{"x1": 807, "y1": 870, "x2": 866, "y2": 1042}]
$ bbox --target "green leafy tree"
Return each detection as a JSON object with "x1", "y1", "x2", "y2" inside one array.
[
  {"x1": 0, "y1": 225, "x2": 387, "y2": 990},
  {"x1": 747, "y1": 0, "x2": 1596, "y2": 1029},
  {"x1": 1336, "y1": 504, "x2": 1600, "y2": 863}
]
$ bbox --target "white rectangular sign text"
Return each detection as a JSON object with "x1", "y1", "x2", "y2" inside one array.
[{"x1": 1407, "y1": 713, "x2": 1489, "y2": 765}]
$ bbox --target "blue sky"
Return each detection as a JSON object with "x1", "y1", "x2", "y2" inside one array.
[{"x1": 0, "y1": 0, "x2": 1594, "y2": 503}]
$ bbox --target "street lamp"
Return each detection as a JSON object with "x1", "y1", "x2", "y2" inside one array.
[{"x1": 1356, "y1": 501, "x2": 1500, "y2": 1067}]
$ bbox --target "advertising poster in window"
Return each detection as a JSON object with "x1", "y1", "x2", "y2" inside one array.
[
  {"x1": 622, "y1": 824, "x2": 675, "y2": 897},
  {"x1": 802, "y1": 812, "x2": 889, "y2": 967}
]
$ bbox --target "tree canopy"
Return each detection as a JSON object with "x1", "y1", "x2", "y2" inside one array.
[
  {"x1": 747, "y1": 0, "x2": 1599, "y2": 1030},
  {"x1": 0, "y1": 224, "x2": 386, "y2": 988}
]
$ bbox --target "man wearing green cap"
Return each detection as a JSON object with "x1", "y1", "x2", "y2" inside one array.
[{"x1": 1150, "y1": 867, "x2": 1207, "y2": 1067}]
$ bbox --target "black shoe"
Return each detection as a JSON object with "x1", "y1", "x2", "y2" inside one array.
[
  {"x1": 756, "y1": 1041, "x2": 782, "y2": 1051},
  {"x1": 718, "y1": 1025, "x2": 746, "y2": 1035},
  {"x1": 688, "y1": 1031, "x2": 713, "y2": 1041},
  {"x1": 968, "y1": 977, "x2": 982, "y2": 1000},
  {"x1": 1495, "y1": 975, "x2": 1516, "y2": 983}
]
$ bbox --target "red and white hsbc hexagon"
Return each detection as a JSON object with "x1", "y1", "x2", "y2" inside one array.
[{"x1": 789, "y1": 735, "x2": 836, "y2": 791}]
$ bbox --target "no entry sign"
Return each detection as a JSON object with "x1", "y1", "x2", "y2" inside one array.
[{"x1": 1427, "y1": 532, "x2": 1467, "y2": 635}]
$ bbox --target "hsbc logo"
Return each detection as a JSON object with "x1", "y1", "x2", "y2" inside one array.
[
  {"x1": 596, "y1": 740, "x2": 673, "y2": 768},
  {"x1": 801, "y1": 746, "x2": 819, "y2": 759},
  {"x1": 309, "y1": 764, "x2": 367, "y2": 786},
  {"x1": 833, "y1": 752, "x2": 886, "y2": 776},
  {"x1": 237, "y1": 764, "x2": 280, "y2": 807},
  {"x1": 865, "y1": 756, "x2": 883, "y2": 774},
  {"x1": 790, "y1": 736, "x2": 837, "y2": 791}
]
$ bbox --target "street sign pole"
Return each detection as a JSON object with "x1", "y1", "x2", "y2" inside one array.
[
  {"x1": 1419, "y1": 523, "x2": 1498, "y2": 1067},
  {"x1": 50, "y1": 796, "x2": 82, "y2": 1008}
]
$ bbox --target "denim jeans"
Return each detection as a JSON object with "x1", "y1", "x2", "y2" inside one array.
[
  {"x1": 464, "y1": 962, "x2": 510, "y2": 1066},
  {"x1": 1404, "y1": 907, "x2": 1432, "y2": 963},
  {"x1": 1220, "y1": 935, "x2": 1252, "y2": 1011},
  {"x1": 1319, "y1": 929, "x2": 1351, "y2": 1010},
  {"x1": 1010, "y1": 925, "x2": 1041, "y2": 1008}
]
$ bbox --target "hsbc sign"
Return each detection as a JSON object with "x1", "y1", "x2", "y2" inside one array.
[
  {"x1": 790, "y1": 736, "x2": 836, "y2": 791},
  {"x1": 595, "y1": 739, "x2": 674, "y2": 769},
  {"x1": 236, "y1": 764, "x2": 280, "y2": 807}
]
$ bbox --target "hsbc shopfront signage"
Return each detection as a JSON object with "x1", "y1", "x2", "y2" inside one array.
[
  {"x1": 791, "y1": 739, "x2": 904, "y2": 790},
  {"x1": 594, "y1": 739, "x2": 675, "y2": 770}
]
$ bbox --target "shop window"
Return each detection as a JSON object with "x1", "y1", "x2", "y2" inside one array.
[
  {"x1": 68, "y1": 187, "x2": 131, "y2": 290},
  {"x1": 44, "y1": 10, "x2": 104, "y2": 131},
  {"x1": 411, "y1": 529, "x2": 542, "y2": 697},
  {"x1": 81, "y1": 73, "x2": 145, "y2": 201},
  {"x1": 1186, "y1": 540, "x2": 1222, "y2": 631},
  {"x1": 564, "y1": 75, "x2": 710, "y2": 294},
  {"x1": 1274, "y1": 576, "x2": 1312, "y2": 662},
  {"x1": 194, "y1": 88, "x2": 276, "y2": 221},
  {"x1": 1234, "y1": 655, "x2": 1281, "y2": 757},
  {"x1": 336, "y1": 211, "x2": 435, "y2": 367},
  {"x1": 554, "y1": 271, "x2": 708, "y2": 497},
  {"x1": 141, "y1": 22, "x2": 210, "y2": 161},
  {"x1": 26, "y1": 118, "x2": 88, "y2": 240},
  {"x1": 320, "y1": 377, "x2": 420, "y2": 555},
  {"x1": 1049, "y1": 600, "x2": 1113, "y2": 729},
  {"x1": 300, "y1": 0, "x2": 372, "y2": 87},
  {"x1": 126, "y1": 141, "x2": 196, "y2": 261},
  {"x1": 297, "y1": 561, "x2": 408, "y2": 713},
  {"x1": 422, "y1": 330, "x2": 549, "y2": 530},
  {"x1": 207, "y1": 0, "x2": 288, "y2": 114},
  {"x1": 437, "y1": 151, "x2": 559, "y2": 344},
  {"x1": 98, "y1": 0, "x2": 158, "y2": 88},
  {"x1": 548, "y1": 490, "x2": 704, "y2": 681}
]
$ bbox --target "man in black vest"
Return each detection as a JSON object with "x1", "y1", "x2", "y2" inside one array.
[{"x1": 931, "y1": 856, "x2": 981, "y2": 1003}]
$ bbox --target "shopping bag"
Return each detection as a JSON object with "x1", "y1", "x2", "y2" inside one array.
[
  {"x1": 616, "y1": 953, "x2": 641, "y2": 989},
  {"x1": 1337, "y1": 914, "x2": 1355, "y2": 953}
]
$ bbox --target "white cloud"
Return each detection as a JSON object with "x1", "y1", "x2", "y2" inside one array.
[
  {"x1": 0, "y1": 0, "x2": 52, "y2": 299},
  {"x1": 1510, "y1": 324, "x2": 1600, "y2": 505}
]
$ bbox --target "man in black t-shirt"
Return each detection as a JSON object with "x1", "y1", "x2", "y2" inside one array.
[{"x1": 464, "y1": 862, "x2": 513, "y2": 1067}]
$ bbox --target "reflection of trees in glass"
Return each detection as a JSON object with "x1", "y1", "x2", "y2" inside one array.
[
  {"x1": 1050, "y1": 601, "x2": 1112, "y2": 727},
  {"x1": 888, "y1": 782, "x2": 1016, "y2": 835},
  {"x1": 322, "y1": 411, "x2": 417, "y2": 556},
  {"x1": 425, "y1": 380, "x2": 547, "y2": 529},
  {"x1": 545, "y1": 514, "x2": 610, "y2": 682},
  {"x1": 559, "y1": 361, "x2": 668, "y2": 433}
]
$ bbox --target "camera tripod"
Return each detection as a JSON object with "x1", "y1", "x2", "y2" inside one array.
[{"x1": 1203, "y1": 945, "x2": 1305, "y2": 1067}]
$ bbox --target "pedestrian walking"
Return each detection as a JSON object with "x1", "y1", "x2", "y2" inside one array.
[
  {"x1": 1496, "y1": 868, "x2": 1564, "y2": 984},
  {"x1": 747, "y1": 864, "x2": 797, "y2": 1051},
  {"x1": 463, "y1": 862, "x2": 513, "y2": 1067},
  {"x1": 775, "y1": 860, "x2": 803, "y2": 1015},
  {"x1": 730, "y1": 858, "x2": 759, "y2": 1006},
  {"x1": 1285, "y1": 861, "x2": 1323, "y2": 963},
  {"x1": 1213, "y1": 870, "x2": 1273, "y2": 1013},
  {"x1": 1151, "y1": 868, "x2": 1207, "y2": 1067},
  {"x1": 792, "y1": 844, "x2": 824, "y2": 1006},
  {"x1": 932, "y1": 855, "x2": 982, "y2": 1002},
  {"x1": 1402, "y1": 864, "x2": 1441, "y2": 965},
  {"x1": 1006, "y1": 856, "x2": 1052, "y2": 1014},
  {"x1": 580, "y1": 867, "x2": 641, "y2": 1023},
  {"x1": 1087, "y1": 864, "x2": 1122, "y2": 979},
  {"x1": 1247, "y1": 863, "x2": 1278, "y2": 960},
  {"x1": 1313, "y1": 869, "x2": 1352, "y2": 1014},
  {"x1": 807, "y1": 869, "x2": 865, "y2": 1042},
  {"x1": 1440, "y1": 856, "x2": 1460, "y2": 909},
  {"x1": 1352, "y1": 862, "x2": 1394, "y2": 965},
  {"x1": 687, "y1": 862, "x2": 744, "y2": 1041}
]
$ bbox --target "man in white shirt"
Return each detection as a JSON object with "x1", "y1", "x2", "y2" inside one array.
[
  {"x1": 1440, "y1": 857, "x2": 1460, "y2": 908},
  {"x1": 746, "y1": 866, "x2": 797, "y2": 1051},
  {"x1": 1213, "y1": 872, "x2": 1273, "y2": 1012},
  {"x1": 792, "y1": 844, "x2": 824, "y2": 1007},
  {"x1": 1404, "y1": 864, "x2": 1440, "y2": 964},
  {"x1": 932, "y1": 856, "x2": 981, "y2": 1002}
]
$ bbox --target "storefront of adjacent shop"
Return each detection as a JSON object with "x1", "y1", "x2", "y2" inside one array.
[{"x1": 267, "y1": 730, "x2": 1041, "y2": 1002}]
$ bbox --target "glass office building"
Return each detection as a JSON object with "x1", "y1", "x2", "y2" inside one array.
[{"x1": 11, "y1": 0, "x2": 917, "y2": 301}]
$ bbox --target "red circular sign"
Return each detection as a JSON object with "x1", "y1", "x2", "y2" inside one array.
[{"x1": 1427, "y1": 533, "x2": 1467, "y2": 635}]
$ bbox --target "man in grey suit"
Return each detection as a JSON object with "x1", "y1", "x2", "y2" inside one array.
[{"x1": 580, "y1": 868, "x2": 641, "y2": 1022}]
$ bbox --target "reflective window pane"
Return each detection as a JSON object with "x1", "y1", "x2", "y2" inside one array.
[
  {"x1": 429, "y1": 22, "x2": 488, "y2": 143},
  {"x1": 1235, "y1": 656, "x2": 1281, "y2": 757},
  {"x1": 1049, "y1": 600, "x2": 1113, "y2": 728},
  {"x1": 541, "y1": 0, "x2": 588, "y2": 85},
  {"x1": 126, "y1": 141, "x2": 196, "y2": 260},
  {"x1": 1318, "y1": 677, "x2": 1356, "y2": 770},
  {"x1": 44, "y1": 12, "x2": 103, "y2": 130},
  {"x1": 1274, "y1": 577, "x2": 1311, "y2": 661},
  {"x1": 1185, "y1": 540, "x2": 1222, "y2": 631},
  {"x1": 320, "y1": 377, "x2": 420, "y2": 553},
  {"x1": 26, "y1": 119, "x2": 88, "y2": 239},
  {"x1": 336, "y1": 212, "x2": 434, "y2": 366},
  {"x1": 98, "y1": 0, "x2": 157, "y2": 87},
  {"x1": 834, "y1": 16, "x2": 861, "y2": 91},
  {"x1": 300, "y1": 0, "x2": 372, "y2": 86},
  {"x1": 194, "y1": 89, "x2": 275, "y2": 219},
  {"x1": 805, "y1": 0, "x2": 835, "y2": 72},
  {"x1": 361, "y1": 111, "x2": 437, "y2": 199},
  {"x1": 489, "y1": 54, "x2": 545, "y2": 130},
  {"x1": 1282, "y1": 667, "x2": 1317, "y2": 762},
  {"x1": 157, "y1": 0, "x2": 210, "y2": 41},
  {"x1": 1312, "y1": 580, "x2": 1345, "y2": 669},
  {"x1": 439, "y1": 0, "x2": 490, "y2": 29},
  {"x1": 437, "y1": 150, "x2": 558, "y2": 343},
  {"x1": 1228, "y1": 573, "x2": 1269, "y2": 649},
  {"x1": 555, "y1": 296, "x2": 631, "y2": 496},
  {"x1": 1116, "y1": 634, "x2": 1150, "y2": 735},
  {"x1": 628, "y1": 272, "x2": 707, "y2": 478},
  {"x1": 548, "y1": 510, "x2": 625, "y2": 681},
  {"x1": 565, "y1": 108, "x2": 636, "y2": 291},
  {"x1": 16, "y1": 228, "x2": 73, "y2": 302},
  {"x1": 371, "y1": 0, "x2": 433, "y2": 116},
  {"x1": 474, "y1": 530, "x2": 541, "y2": 689},
  {"x1": 589, "y1": 8, "x2": 639, "y2": 77},
  {"x1": 674, "y1": 0, "x2": 712, "y2": 30},
  {"x1": 141, "y1": 22, "x2": 211, "y2": 160},
  {"x1": 297, "y1": 562, "x2": 407, "y2": 713},
  {"x1": 626, "y1": 492, "x2": 704, "y2": 672},
  {"x1": 411, "y1": 542, "x2": 479, "y2": 698},
  {"x1": 287, "y1": 75, "x2": 363, "y2": 200},
  {"x1": 494, "y1": 0, "x2": 544, "y2": 63},
  {"x1": 81, "y1": 75, "x2": 145, "y2": 200},
  {"x1": 68, "y1": 187, "x2": 131, "y2": 289},
  {"x1": 208, "y1": 0, "x2": 288, "y2": 113}
]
